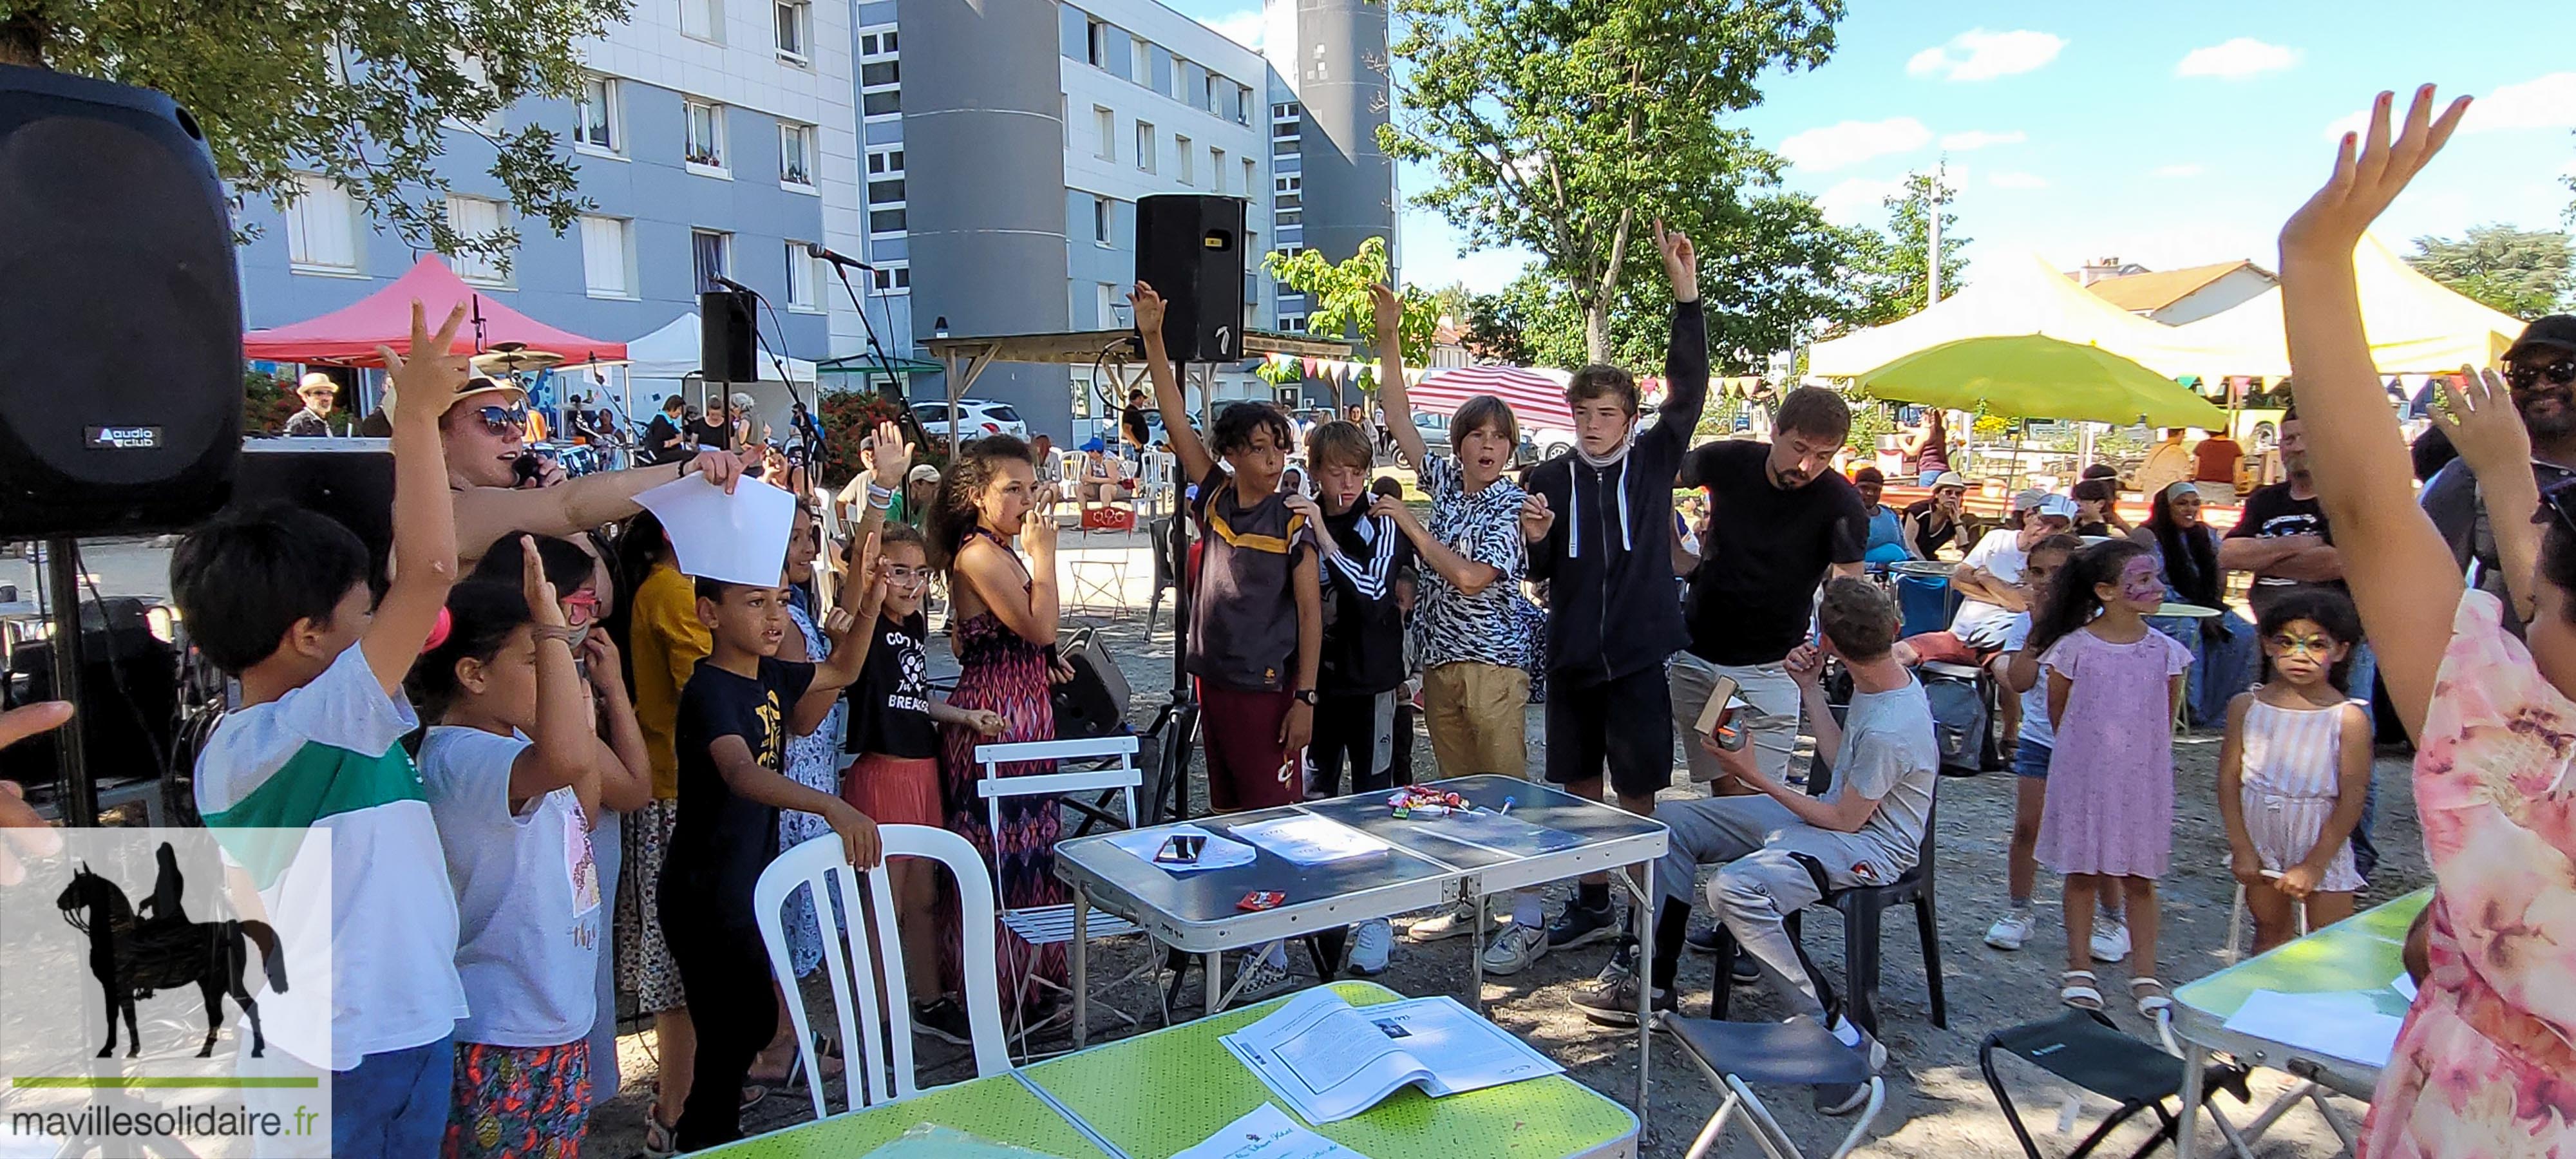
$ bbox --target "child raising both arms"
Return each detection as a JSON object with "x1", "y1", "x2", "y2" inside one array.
[
  {"x1": 2217, "y1": 589, "x2": 2372, "y2": 954},
  {"x1": 2027, "y1": 540, "x2": 2192, "y2": 1017}
]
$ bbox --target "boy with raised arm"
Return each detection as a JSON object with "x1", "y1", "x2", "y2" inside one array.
[{"x1": 1517, "y1": 221, "x2": 1710, "y2": 957}]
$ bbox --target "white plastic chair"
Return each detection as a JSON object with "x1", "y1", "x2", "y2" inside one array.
[
  {"x1": 753, "y1": 825, "x2": 1011, "y2": 1119},
  {"x1": 973, "y1": 736, "x2": 1147, "y2": 1046},
  {"x1": 1136, "y1": 449, "x2": 1177, "y2": 518}
]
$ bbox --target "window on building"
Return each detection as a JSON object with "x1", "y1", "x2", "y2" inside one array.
[
  {"x1": 774, "y1": 0, "x2": 809, "y2": 61},
  {"x1": 680, "y1": 0, "x2": 721, "y2": 42},
  {"x1": 1093, "y1": 106, "x2": 1115, "y2": 162},
  {"x1": 285, "y1": 174, "x2": 360, "y2": 274},
  {"x1": 1237, "y1": 84, "x2": 1253, "y2": 126},
  {"x1": 860, "y1": 55, "x2": 900, "y2": 118},
  {"x1": 1276, "y1": 210, "x2": 1301, "y2": 227},
  {"x1": 870, "y1": 209, "x2": 906, "y2": 234},
  {"x1": 860, "y1": 60, "x2": 899, "y2": 88},
  {"x1": 779, "y1": 122, "x2": 816, "y2": 187},
  {"x1": 1243, "y1": 158, "x2": 1256, "y2": 199},
  {"x1": 784, "y1": 241, "x2": 816, "y2": 308},
  {"x1": 1095, "y1": 283, "x2": 1117, "y2": 328},
  {"x1": 1174, "y1": 134, "x2": 1191, "y2": 184},
  {"x1": 445, "y1": 194, "x2": 510, "y2": 287},
  {"x1": 1274, "y1": 172, "x2": 1301, "y2": 210},
  {"x1": 867, "y1": 147, "x2": 905, "y2": 176},
  {"x1": 1210, "y1": 147, "x2": 1225, "y2": 193},
  {"x1": 574, "y1": 76, "x2": 620, "y2": 154},
  {"x1": 1086, "y1": 18, "x2": 1106, "y2": 67},
  {"x1": 866, "y1": 147, "x2": 907, "y2": 235},
  {"x1": 1202, "y1": 73, "x2": 1219, "y2": 113},
  {"x1": 1278, "y1": 315, "x2": 1306, "y2": 333},
  {"x1": 684, "y1": 100, "x2": 726, "y2": 171},
  {"x1": 1137, "y1": 122, "x2": 1156, "y2": 173},
  {"x1": 580, "y1": 216, "x2": 633, "y2": 297},
  {"x1": 1131, "y1": 36, "x2": 1151, "y2": 85},
  {"x1": 859, "y1": 29, "x2": 896, "y2": 55},
  {"x1": 1168, "y1": 57, "x2": 1188, "y2": 100},
  {"x1": 1093, "y1": 196, "x2": 1112, "y2": 245},
  {"x1": 870, "y1": 265, "x2": 911, "y2": 292},
  {"x1": 691, "y1": 229, "x2": 732, "y2": 293},
  {"x1": 445, "y1": 52, "x2": 503, "y2": 135}
]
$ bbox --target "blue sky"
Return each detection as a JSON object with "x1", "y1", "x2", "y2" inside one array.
[{"x1": 1171, "y1": 0, "x2": 2576, "y2": 292}]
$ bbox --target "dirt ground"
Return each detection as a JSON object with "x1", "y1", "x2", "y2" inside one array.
[{"x1": 590, "y1": 607, "x2": 2422, "y2": 1159}]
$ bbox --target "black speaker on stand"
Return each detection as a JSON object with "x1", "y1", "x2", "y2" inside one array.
[
  {"x1": 701, "y1": 290, "x2": 756, "y2": 430},
  {"x1": 1135, "y1": 194, "x2": 1247, "y2": 363},
  {"x1": 1, "y1": 65, "x2": 240, "y2": 825}
]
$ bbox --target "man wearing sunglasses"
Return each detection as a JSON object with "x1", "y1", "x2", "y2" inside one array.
[
  {"x1": 2420, "y1": 314, "x2": 2576, "y2": 633},
  {"x1": 446, "y1": 375, "x2": 746, "y2": 570}
]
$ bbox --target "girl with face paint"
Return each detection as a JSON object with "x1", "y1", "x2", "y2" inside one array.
[{"x1": 2023, "y1": 540, "x2": 2195, "y2": 1017}]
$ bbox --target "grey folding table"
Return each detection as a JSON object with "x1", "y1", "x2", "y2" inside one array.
[{"x1": 1054, "y1": 774, "x2": 1671, "y2": 1114}]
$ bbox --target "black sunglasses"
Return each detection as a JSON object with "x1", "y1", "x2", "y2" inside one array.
[
  {"x1": 2506, "y1": 359, "x2": 2576, "y2": 392},
  {"x1": 475, "y1": 404, "x2": 531, "y2": 434}
]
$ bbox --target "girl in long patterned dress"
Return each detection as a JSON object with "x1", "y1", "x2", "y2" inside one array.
[
  {"x1": 926, "y1": 435, "x2": 1066, "y2": 1025},
  {"x1": 2277, "y1": 86, "x2": 2576, "y2": 1158}
]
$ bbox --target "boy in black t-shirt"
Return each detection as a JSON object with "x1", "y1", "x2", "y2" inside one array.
[{"x1": 660, "y1": 574, "x2": 871, "y2": 1150}]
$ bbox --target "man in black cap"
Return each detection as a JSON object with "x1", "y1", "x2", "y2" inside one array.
[{"x1": 2420, "y1": 314, "x2": 2576, "y2": 617}]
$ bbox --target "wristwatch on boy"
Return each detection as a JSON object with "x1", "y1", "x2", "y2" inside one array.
[{"x1": 1293, "y1": 688, "x2": 1318, "y2": 706}]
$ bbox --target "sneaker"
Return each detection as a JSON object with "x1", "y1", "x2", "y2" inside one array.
[
  {"x1": 1481, "y1": 922, "x2": 1549, "y2": 975},
  {"x1": 1685, "y1": 925, "x2": 1724, "y2": 954},
  {"x1": 1985, "y1": 908, "x2": 2038, "y2": 952},
  {"x1": 1730, "y1": 947, "x2": 1762, "y2": 985},
  {"x1": 1814, "y1": 1023, "x2": 1889, "y2": 1116},
  {"x1": 2091, "y1": 918, "x2": 2132, "y2": 964},
  {"x1": 1567, "y1": 951, "x2": 1674, "y2": 1026},
  {"x1": 1408, "y1": 900, "x2": 1501, "y2": 943},
  {"x1": 1547, "y1": 901, "x2": 1620, "y2": 950},
  {"x1": 1233, "y1": 944, "x2": 1296, "y2": 1001},
  {"x1": 1347, "y1": 918, "x2": 1394, "y2": 977},
  {"x1": 910, "y1": 997, "x2": 974, "y2": 1046}
]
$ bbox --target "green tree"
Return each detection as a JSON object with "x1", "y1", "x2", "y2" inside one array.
[
  {"x1": 1383, "y1": 0, "x2": 1842, "y2": 362},
  {"x1": 2405, "y1": 225, "x2": 2573, "y2": 319},
  {"x1": 1843, "y1": 170, "x2": 1970, "y2": 327},
  {"x1": 1264, "y1": 237, "x2": 1441, "y2": 404},
  {"x1": 0, "y1": 0, "x2": 629, "y2": 270}
]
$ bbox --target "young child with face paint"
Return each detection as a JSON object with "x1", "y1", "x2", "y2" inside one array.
[{"x1": 2024, "y1": 540, "x2": 2193, "y2": 1019}]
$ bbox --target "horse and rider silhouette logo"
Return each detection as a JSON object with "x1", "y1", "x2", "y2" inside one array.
[{"x1": 53, "y1": 843, "x2": 288, "y2": 1060}]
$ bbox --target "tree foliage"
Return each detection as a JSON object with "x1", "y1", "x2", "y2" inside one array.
[
  {"x1": 1383, "y1": 0, "x2": 1842, "y2": 361},
  {"x1": 2405, "y1": 224, "x2": 2574, "y2": 319},
  {"x1": 1264, "y1": 237, "x2": 1443, "y2": 401},
  {"x1": 1841, "y1": 171, "x2": 1971, "y2": 329},
  {"x1": 0, "y1": 0, "x2": 629, "y2": 270}
]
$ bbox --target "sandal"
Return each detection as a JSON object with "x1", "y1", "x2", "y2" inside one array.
[
  {"x1": 2131, "y1": 977, "x2": 2174, "y2": 1018},
  {"x1": 2061, "y1": 970, "x2": 2105, "y2": 1011},
  {"x1": 643, "y1": 1107, "x2": 679, "y2": 1159}
]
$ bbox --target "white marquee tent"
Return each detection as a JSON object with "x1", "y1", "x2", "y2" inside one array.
[
  {"x1": 625, "y1": 312, "x2": 821, "y2": 437},
  {"x1": 1809, "y1": 252, "x2": 2243, "y2": 380},
  {"x1": 2168, "y1": 233, "x2": 2528, "y2": 378}
]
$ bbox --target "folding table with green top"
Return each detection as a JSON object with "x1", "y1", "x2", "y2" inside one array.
[
  {"x1": 705, "y1": 981, "x2": 1640, "y2": 1159},
  {"x1": 2169, "y1": 889, "x2": 2429, "y2": 1159}
]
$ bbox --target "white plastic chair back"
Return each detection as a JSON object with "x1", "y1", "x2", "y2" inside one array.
[
  {"x1": 973, "y1": 737, "x2": 1146, "y2": 950},
  {"x1": 752, "y1": 825, "x2": 1011, "y2": 1118}
]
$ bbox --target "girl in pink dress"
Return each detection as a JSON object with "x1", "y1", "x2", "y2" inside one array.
[
  {"x1": 2027, "y1": 539, "x2": 2191, "y2": 1016},
  {"x1": 2277, "y1": 86, "x2": 2576, "y2": 1158}
]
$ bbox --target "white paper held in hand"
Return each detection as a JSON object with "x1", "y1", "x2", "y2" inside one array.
[{"x1": 635, "y1": 474, "x2": 797, "y2": 587}]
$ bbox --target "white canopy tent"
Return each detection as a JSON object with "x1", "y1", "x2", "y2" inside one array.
[
  {"x1": 1809, "y1": 252, "x2": 2244, "y2": 380},
  {"x1": 2167, "y1": 233, "x2": 2528, "y2": 377},
  {"x1": 625, "y1": 312, "x2": 820, "y2": 442}
]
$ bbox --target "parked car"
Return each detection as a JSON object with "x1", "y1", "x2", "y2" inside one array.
[{"x1": 912, "y1": 399, "x2": 1029, "y2": 446}]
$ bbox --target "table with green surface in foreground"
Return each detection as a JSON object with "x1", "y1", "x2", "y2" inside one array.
[
  {"x1": 706, "y1": 981, "x2": 1639, "y2": 1159},
  {"x1": 2170, "y1": 889, "x2": 2429, "y2": 1159}
]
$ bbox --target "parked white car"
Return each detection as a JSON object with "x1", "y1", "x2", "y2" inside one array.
[{"x1": 912, "y1": 399, "x2": 1030, "y2": 446}]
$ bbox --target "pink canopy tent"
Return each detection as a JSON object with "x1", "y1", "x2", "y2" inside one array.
[
  {"x1": 1410, "y1": 364, "x2": 1575, "y2": 430},
  {"x1": 243, "y1": 255, "x2": 627, "y2": 367}
]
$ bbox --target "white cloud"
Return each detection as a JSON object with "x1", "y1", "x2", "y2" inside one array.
[
  {"x1": 2323, "y1": 72, "x2": 2576, "y2": 141},
  {"x1": 1779, "y1": 117, "x2": 1931, "y2": 171},
  {"x1": 2175, "y1": 38, "x2": 2301, "y2": 79},
  {"x1": 1905, "y1": 30, "x2": 2065, "y2": 82},
  {"x1": 2153, "y1": 163, "x2": 2207, "y2": 178},
  {"x1": 1940, "y1": 129, "x2": 2027, "y2": 151},
  {"x1": 1202, "y1": 9, "x2": 1264, "y2": 52},
  {"x1": 1816, "y1": 178, "x2": 1907, "y2": 225},
  {"x1": 1988, "y1": 171, "x2": 2049, "y2": 190}
]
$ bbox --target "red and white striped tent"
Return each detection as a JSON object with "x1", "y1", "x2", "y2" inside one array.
[{"x1": 1412, "y1": 364, "x2": 1575, "y2": 430}]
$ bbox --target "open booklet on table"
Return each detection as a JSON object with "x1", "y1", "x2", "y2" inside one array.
[{"x1": 1217, "y1": 988, "x2": 1564, "y2": 1124}]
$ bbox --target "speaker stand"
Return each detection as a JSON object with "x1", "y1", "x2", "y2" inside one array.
[{"x1": 42, "y1": 537, "x2": 96, "y2": 827}]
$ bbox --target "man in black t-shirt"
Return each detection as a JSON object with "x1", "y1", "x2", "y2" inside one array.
[
  {"x1": 1121, "y1": 388, "x2": 1153, "y2": 467},
  {"x1": 1671, "y1": 390, "x2": 1868, "y2": 793}
]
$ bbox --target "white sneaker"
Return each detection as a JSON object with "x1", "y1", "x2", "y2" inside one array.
[
  {"x1": 1407, "y1": 900, "x2": 1501, "y2": 943},
  {"x1": 2091, "y1": 918, "x2": 2132, "y2": 964},
  {"x1": 1481, "y1": 922, "x2": 1549, "y2": 975},
  {"x1": 1985, "y1": 908, "x2": 2037, "y2": 952},
  {"x1": 1347, "y1": 919, "x2": 1394, "y2": 976}
]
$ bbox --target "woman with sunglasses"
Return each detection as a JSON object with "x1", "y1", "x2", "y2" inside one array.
[
  {"x1": 2420, "y1": 315, "x2": 2576, "y2": 618},
  {"x1": 2278, "y1": 85, "x2": 2575, "y2": 1158},
  {"x1": 447, "y1": 376, "x2": 746, "y2": 571}
]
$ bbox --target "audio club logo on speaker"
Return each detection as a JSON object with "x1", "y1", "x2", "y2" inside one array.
[{"x1": 0, "y1": 828, "x2": 336, "y2": 1158}]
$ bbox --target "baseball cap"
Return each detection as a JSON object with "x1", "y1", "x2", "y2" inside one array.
[
  {"x1": 2033, "y1": 495, "x2": 2079, "y2": 522},
  {"x1": 2010, "y1": 489, "x2": 2049, "y2": 512},
  {"x1": 2506, "y1": 315, "x2": 2576, "y2": 363},
  {"x1": 907, "y1": 464, "x2": 940, "y2": 484},
  {"x1": 1931, "y1": 472, "x2": 1968, "y2": 492}
]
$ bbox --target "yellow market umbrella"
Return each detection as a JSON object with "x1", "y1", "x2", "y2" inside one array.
[{"x1": 1853, "y1": 334, "x2": 2228, "y2": 429}]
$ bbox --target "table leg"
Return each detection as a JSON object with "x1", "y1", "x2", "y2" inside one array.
[
  {"x1": 1639, "y1": 858, "x2": 1654, "y2": 1120},
  {"x1": 1072, "y1": 885, "x2": 1091, "y2": 1050},
  {"x1": 1206, "y1": 951, "x2": 1222, "y2": 1019},
  {"x1": 2175, "y1": 1040, "x2": 2206, "y2": 1159},
  {"x1": 1470, "y1": 887, "x2": 1487, "y2": 1017}
]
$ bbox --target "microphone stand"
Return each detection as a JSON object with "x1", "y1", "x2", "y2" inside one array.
[{"x1": 828, "y1": 261, "x2": 905, "y2": 406}]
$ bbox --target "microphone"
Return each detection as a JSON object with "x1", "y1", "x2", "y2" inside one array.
[
  {"x1": 710, "y1": 274, "x2": 759, "y2": 296},
  {"x1": 806, "y1": 242, "x2": 874, "y2": 271}
]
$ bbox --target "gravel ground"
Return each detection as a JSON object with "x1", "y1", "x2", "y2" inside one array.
[{"x1": 587, "y1": 604, "x2": 2427, "y2": 1158}]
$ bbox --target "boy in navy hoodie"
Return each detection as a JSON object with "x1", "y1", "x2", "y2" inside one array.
[{"x1": 1517, "y1": 221, "x2": 1710, "y2": 960}]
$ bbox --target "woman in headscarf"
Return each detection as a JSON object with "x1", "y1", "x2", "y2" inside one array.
[{"x1": 2133, "y1": 481, "x2": 2259, "y2": 726}]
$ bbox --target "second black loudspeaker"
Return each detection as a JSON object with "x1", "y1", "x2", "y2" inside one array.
[
  {"x1": 700, "y1": 290, "x2": 757, "y2": 382},
  {"x1": 1135, "y1": 194, "x2": 1246, "y2": 363}
]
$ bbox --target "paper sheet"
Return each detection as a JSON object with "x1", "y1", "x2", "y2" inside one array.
[
  {"x1": 2392, "y1": 972, "x2": 2420, "y2": 1002},
  {"x1": 1106, "y1": 824, "x2": 1256, "y2": 872},
  {"x1": 634, "y1": 474, "x2": 796, "y2": 587},
  {"x1": 1171, "y1": 1104, "x2": 1370, "y2": 1159},
  {"x1": 2221, "y1": 989, "x2": 2403, "y2": 1067},
  {"x1": 1231, "y1": 815, "x2": 1392, "y2": 865}
]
